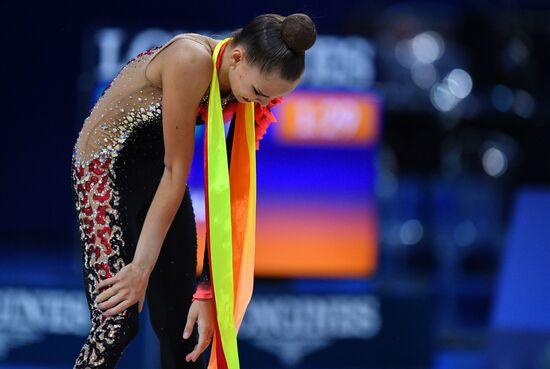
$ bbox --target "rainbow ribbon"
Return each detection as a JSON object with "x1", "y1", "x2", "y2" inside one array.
[{"x1": 204, "y1": 38, "x2": 257, "y2": 369}]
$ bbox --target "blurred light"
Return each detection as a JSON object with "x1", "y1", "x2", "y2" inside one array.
[
  {"x1": 513, "y1": 89, "x2": 535, "y2": 119},
  {"x1": 411, "y1": 62, "x2": 437, "y2": 89},
  {"x1": 411, "y1": 31, "x2": 444, "y2": 64},
  {"x1": 400, "y1": 220, "x2": 424, "y2": 245},
  {"x1": 395, "y1": 40, "x2": 415, "y2": 68},
  {"x1": 506, "y1": 37, "x2": 530, "y2": 66},
  {"x1": 430, "y1": 82, "x2": 459, "y2": 112},
  {"x1": 454, "y1": 220, "x2": 477, "y2": 247},
  {"x1": 482, "y1": 147, "x2": 508, "y2": 177},
  {"x1": 445, "y1": 69, "x2": 473, "y2": 99},
  {"x1": 491, "y1": 84, "x2": 514, "y2": 112}
]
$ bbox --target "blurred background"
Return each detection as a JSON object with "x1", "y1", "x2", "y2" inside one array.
[{"x1": 1, "y1": 0, "x2": 549, "y2": 368}]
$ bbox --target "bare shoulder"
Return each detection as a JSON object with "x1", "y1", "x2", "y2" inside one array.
[
  {"x1": 147, "y1": 36, "x2": 213, "y2": 88},
  {"x1": 162, "y1": 38, "x2": 212, "y2": 73}
]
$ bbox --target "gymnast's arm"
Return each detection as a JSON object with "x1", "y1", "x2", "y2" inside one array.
[{"x1": 131, "y1": 42, "x2": 212, "y2": 276}]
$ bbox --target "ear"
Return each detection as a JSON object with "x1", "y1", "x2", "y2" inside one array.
[{"x1": 230, "y1": 47, "x2": 243, "y2": 67}]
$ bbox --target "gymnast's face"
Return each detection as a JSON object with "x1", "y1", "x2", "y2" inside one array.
[{"x1": 227, "y1": 46, "x2": 299, "y2": 106}]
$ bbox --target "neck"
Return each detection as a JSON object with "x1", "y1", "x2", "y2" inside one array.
[{"x1": 217, "y1": 41, "x2": 232, "y2": 98}]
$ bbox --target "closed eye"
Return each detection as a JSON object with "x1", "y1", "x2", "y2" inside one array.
[{"x1": 253, "y1": 86, "x2": 270, "y2": 98}]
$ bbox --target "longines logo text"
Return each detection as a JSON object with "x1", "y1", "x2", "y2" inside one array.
[
  {"x1": 0, "y1": 288, "x2": 89, "y2": 358},
  {"x1": 239, "y1": 294, "x2": 381, "y2": 367}
]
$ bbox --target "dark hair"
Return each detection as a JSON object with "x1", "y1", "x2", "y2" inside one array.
[{"x1": 231, "y1": 13, "x2": 317, "y2": 81}]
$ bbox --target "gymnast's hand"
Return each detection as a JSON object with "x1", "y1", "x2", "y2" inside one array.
[
  {"x1": 94, "y1": 262, "x2": 150, "y2": 317},
  {"x1": 183, "y1": 299, "x2": 214, "y2": 362}
]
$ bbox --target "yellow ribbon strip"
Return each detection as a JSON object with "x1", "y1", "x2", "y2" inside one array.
[{"x1": 205, "y1": 37, "x2": 256, "y2": 369}]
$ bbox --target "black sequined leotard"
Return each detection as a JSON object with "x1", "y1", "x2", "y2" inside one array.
[{"x1": 70, "y1": 33, "x2": 232, "y2": 369}]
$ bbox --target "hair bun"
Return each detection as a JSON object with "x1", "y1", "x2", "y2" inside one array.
[{"x1": 281, "y1": 13, "x2": 317, "y2": 53}]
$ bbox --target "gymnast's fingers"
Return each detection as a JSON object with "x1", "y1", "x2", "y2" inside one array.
[
  {"x1": 96, "y1": 276, "x2": 116, "y2": 292},
  {"x1": 98, "y1": 292, "x2": 124, "y2": 311},
  {"x1": 96, "y1": 285, "x2": 117, "y2": 304},
  {"x1": 103, "y1": 299, "x2": 132, "y2": 317},
  {"x1": 186, "y1": 323, "x2": 211, "y2": 362},
  {"x1": 183, "y1": 308, "x2": 197, "y2": 340}
]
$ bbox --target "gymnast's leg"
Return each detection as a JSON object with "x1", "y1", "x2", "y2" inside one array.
[
  {"x1": 71, "y1": 158, "x2": 141, "y2": 368},
  {"x1": 145, "y1": 186, "x2": 206, "y2": 369}
]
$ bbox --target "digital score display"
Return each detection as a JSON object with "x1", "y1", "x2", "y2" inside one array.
[{"x1": 277, "y1": 92, "x2": 380, "y2": 146}]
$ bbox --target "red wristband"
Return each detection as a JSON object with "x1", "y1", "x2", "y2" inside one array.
[{"x1": 192, "y1": 283, "x2": 213, "y2": 301}]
